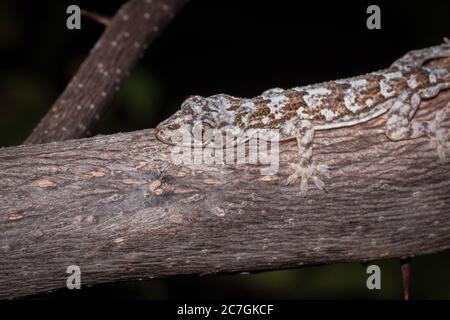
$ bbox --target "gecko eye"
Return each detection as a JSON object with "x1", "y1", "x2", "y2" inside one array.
[{"x1": 190, "y1": 121, "x2": 213, "y2": 144}]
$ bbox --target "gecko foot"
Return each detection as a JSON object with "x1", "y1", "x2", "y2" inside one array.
[
  {"x1": 286, "y1": 162, "x2": 330, "y2": 196},
  {"x1": 429, "y1": 109, "x2": 450, "y2": 161}
]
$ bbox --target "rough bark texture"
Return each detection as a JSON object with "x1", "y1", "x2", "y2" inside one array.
[
  {"x1": 1, "y1": 86, "x2": 450, "y2": 298},
  {"x1": 25, "y1": 0, "x2": 189, "y2": 145}
]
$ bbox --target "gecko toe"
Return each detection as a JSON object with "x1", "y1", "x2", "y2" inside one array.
[
  {"x1": 287, "y1": 162, "x2": 329, "y2": 195},
  {"x1": 312, "y1": 176, "x2": 326, "y2": 191},
  {"x1": 316, "y1": 164, "x2": 332, "y2": 177},
  {"x1": 286, "y1": 173, "x2": 298, "y2": 185},
  {"x1": 434, "y1": 132, "x2": 450, "y2": 162}
]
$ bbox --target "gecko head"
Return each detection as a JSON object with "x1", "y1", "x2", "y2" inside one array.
[{"x1": 156, "y1": 95, "x2": 216, "y2": 146}]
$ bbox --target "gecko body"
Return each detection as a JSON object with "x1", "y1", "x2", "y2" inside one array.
[{"x1": 156, "y1": 40, "x2": 450, "y2": 195}]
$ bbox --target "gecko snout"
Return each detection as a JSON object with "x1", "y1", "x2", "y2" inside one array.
[{"x1": 155, "y1": 109, "x2": 193, "y2": 145}]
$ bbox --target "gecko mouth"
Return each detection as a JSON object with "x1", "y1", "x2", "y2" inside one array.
[
  {"x1": 155, "y1": 113, "x2": 215, "y2": 147},
  {"x1": 156, "y1": 123, "x2": 245, "y2": 148},
  {"x1": 156, "y1": 109, "x2": 260, "y2": 148},
  {"x1": 155, "y1": 127, "x2": 178, "y2": 146},
  {"x1": 155, "y1": 109, "x2": 193, "y2": 146}
]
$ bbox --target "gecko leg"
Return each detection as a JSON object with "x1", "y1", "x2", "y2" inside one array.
[
  {"x1": 429, "y1": 107, "x2": 450, "y2": 161},
  {"x1": 385, "y1": 85, "x2": 450, "y2": 160},
  {"x1": 386, "y1": 85, "x2": 450, "y2": 300},
  {"x1": 286, "y1": 120, "x2": 329, "y2": 196},
  {"x1": 385, "y1": 91, "x2": 425, "y2": 140},
  {"x1": 391, "y1": 39, "x2": 450, "y2": 70}
]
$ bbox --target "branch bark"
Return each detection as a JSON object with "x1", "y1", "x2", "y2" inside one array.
[
  {"x1": 1, "y1": 86, "x2": 450, "y2": 298},
  {"x1": 25, "y1": 0, "x2": 189, "y2": 145}
]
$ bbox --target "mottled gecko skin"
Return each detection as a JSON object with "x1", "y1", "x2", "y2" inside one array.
[{"x1": 156, "y1": 40, "x2": 450, "y2": 195}]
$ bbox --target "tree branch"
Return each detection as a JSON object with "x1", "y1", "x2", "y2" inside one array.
[
  {"x1": 1, "y1": 84, "x2": 450, "y2": 298},
  {"x1": 24, "y1": 0, "x2": 189, "y2": 145},
  {"x1": 81, "y1": 9, "x2": 111, "y2": 27}
]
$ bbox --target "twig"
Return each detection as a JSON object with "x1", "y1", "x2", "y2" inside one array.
[
  {"x1": 400, "y1": 258, "x2": 411, "y2": 300},
  {"x1": 81, "y1": 9, "x2": 111, "y2": 27},
  {"x1": 25, "y1": 0, "x2": 189, "y2": 145}
]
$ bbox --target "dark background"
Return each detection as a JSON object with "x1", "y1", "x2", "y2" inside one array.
[{"x1": 1, "y1": 0, "x2": 449, "y2": 299}]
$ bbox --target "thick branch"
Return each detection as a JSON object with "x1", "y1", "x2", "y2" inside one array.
[
  {"x1": 25, "y1": 0, "x2": 188, "y2": 145},
  {"x1": 1, "y1": 87, "x2": 450, "y2": 298}
]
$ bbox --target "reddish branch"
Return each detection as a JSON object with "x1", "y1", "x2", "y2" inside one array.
[{"x1": 81, "y1": 9, "x2": 111, "y2": 27}]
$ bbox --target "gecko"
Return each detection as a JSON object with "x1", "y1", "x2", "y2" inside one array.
[{"x1": 156, "y1": 39, "x2": 450, "y2": 196}]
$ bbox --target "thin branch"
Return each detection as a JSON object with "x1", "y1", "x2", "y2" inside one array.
[
  {"x1": 401, "y1": 258, "x2": 411, "y2": 300},
  {"x1": 1, "y1": 84, "x2": 449, "y2": 298},
  {"x1": 81, "y1": 9, "x2": 111, "y2": 27},
  {"x1": 25, "y1": 0, "x2": 189, "y2": 145}
]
